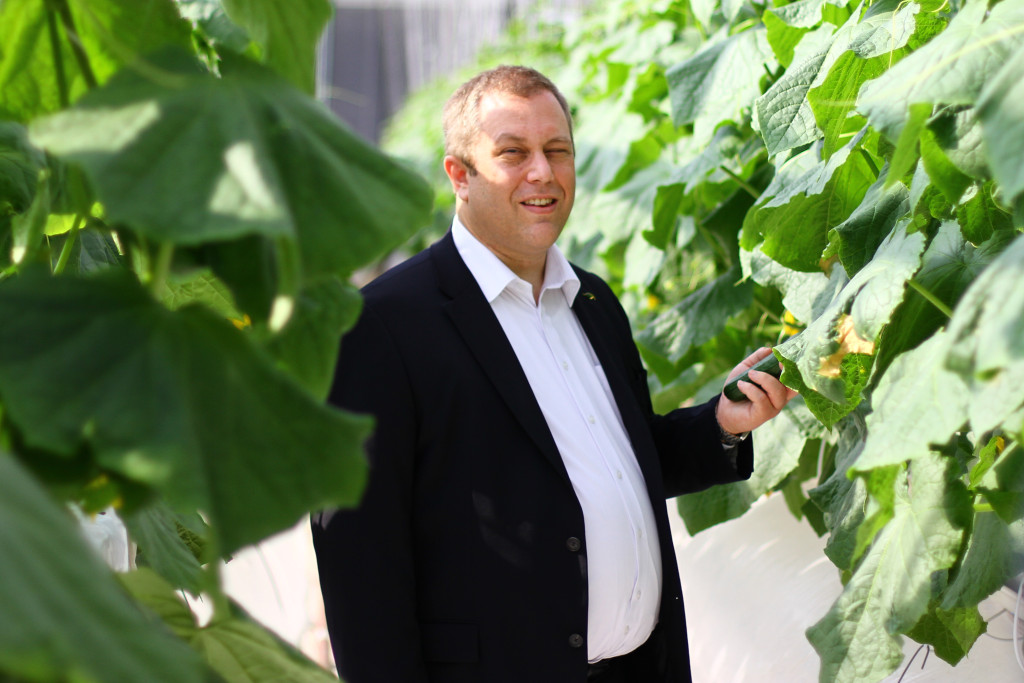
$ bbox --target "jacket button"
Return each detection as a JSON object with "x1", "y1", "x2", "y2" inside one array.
[
  {"x1": 569, "y1": 633, "x2": 584, "y2": 648},
  {"x1": 566, "y1": 536, "x2": 581, "y2": 552}
]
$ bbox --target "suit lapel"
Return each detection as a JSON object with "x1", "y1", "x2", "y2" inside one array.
[{"x1": 430, "y1": 234, "x2": 573, "y2": 489}]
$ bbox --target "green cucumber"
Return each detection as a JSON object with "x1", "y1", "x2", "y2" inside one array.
[{"x1": 723, "y1": 351, "x2": 783, "y2": 402}]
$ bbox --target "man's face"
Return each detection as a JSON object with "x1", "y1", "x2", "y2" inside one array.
[{"x1": 446, "y1": 90, "x2": 575, "y2": 271}]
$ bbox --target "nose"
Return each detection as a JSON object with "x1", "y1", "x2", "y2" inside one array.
[{"x1": 525, "y1": 151, "x2": 554, "y2": 183}]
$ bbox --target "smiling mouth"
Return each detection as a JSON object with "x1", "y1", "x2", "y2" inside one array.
[{"x1": 522, "y1": 198, "x2": 556, "y2": 207}]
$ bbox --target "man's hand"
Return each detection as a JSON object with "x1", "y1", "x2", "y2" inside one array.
[{"x1": 716, "y1": 347, "x2": 798, "y2": 436}]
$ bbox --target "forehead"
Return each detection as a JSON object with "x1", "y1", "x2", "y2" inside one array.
[{"x1": 475, "y1": 90, "x2": 571, "y2": 144}]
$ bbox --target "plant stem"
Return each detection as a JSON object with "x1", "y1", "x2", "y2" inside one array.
[
  {"x1": 52, "y1": 0, "x2": 98, "y2": 89},
  {"x1": 753, "y1": 299, "x2": 783, "y2": 324},
  {"x1": 150, "y1": 242, "x2": 174, "y2": 299},
  {"x1": 859, "y1": 147, "x2": 881, "y2": 178},
  {"x1": 719, "y1": 165, "x2": 760, "y2": 199},
  {"x1": 53, "y1": 215, "x2": 84, "y2": 274},
  {"x1": 44, "y1": 2, "x2": 70, "y2": 108},
  {"x1": 908, "y1": 279, "x2": 953, "y2": 318}
]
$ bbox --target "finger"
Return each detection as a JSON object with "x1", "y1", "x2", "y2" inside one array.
[
  {"x1": 735, "y1": 377, "x2": 769, "y2": 406},
  {"x1": 748, "y1": 370, "x2": 794, "y2": 410}
]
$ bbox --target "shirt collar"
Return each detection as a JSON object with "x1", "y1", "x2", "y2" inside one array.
[{"x1": 451, "y1": 216, "x2": 580, "y2": 306}]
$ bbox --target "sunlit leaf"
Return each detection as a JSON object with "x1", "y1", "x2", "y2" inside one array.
[
  {"x1": 667, "y1": 27, "x2": 776, "y2": 147},
  {"x1": 29, "y1": 48, "x2": 434, "y2": 281},
  {"x1": 855, "y1": 331, "x2": 968, "y2": 473},
  {"x1": 857, "y1": 0, "x2": 1024, "y2": 142},
  {"x1": 0, "y1": 0, "x2": 192, "y2": 122},
  {"x1": 977, "y1": 42, "x2": 1024, "y2": 203}
]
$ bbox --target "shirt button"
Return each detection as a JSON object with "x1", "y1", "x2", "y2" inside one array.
[
  {"x1": 624, "y1": 625, "x2": 630, "y2": 635},
  {"x1": 587, "y1": 415, "x2": 595, "y2": 424},
  {"x1": 635, "y1": 590, "x2": 642, "y2": 600},
  {"x1": 561, "y1": 361, "x2": 569, "y2": 371},
  {"x1": 569, "y1": 633, "x2": 584, "y2": 648},
  {"x1": 615, "y1": 470, "x2": 623, "y2": 480},
  {"x1": 566, "y1": 536, "x2": 582, "y2": 552}
]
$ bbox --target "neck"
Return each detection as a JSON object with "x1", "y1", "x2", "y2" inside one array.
[
  {"x1": 497, "y1": 251, "x2": 546, "y2": 304},
  {"x1": 457, "y1": 212, "x2": 548, "y2": 303}
]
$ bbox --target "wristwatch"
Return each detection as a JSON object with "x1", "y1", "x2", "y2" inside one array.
[{"x1": 718, "y1": 423, "x2": 750, "y2": 447}]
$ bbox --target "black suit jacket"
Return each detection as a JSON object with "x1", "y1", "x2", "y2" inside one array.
[{"x1": 311, "y1": 232, "x2": 753, "y2": 683}]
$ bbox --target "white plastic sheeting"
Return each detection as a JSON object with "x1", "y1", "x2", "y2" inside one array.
[{"x1": 673, "y1": 493, "x2": 1024, "y2": 682}]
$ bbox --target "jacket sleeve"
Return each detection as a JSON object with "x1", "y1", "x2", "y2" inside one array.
[
  {"x1": 310, "y1": 302, "x2": 429, "y2": 683},
  {"x1": 587, "y1": 272, "x2": 754, "y2": 499}
]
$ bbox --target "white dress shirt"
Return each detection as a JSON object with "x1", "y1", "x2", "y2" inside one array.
[{"x1": 452, "y1": 218, "x2": 662, "y2": 662}]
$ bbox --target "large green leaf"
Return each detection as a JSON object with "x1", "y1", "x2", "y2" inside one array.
[
  {"x1": 755, "y1": 23, "x2": 837, "y2": 157},
  {"x1": 824, "y1": 172, "x2": 910, "y2": 276},
  {"x1": 666, "y1": 26, "x2": 776, "y2": 147},
  {"x1": 677, "y1": 398, "x2": 822, "y2": 534},
  {"x1": 221, "y1": 0, "x2": 332, "y2": 95},
  {"x1": 977, "y1": 42, "x2": 1024, "y2": 204},
  {"x1": 807, "y1": 409, "x2": 869, "y2": 570},
  {"x1": 763, "y1": 0, "x2": 850, "y2": 68},
  {"x1": 945, "y1": 233, "x2": 1024, "y2": 434},
  {"x1": 124, "y1": 502, "x2": 204, "y2": 594},
  {"x1": 0, "y1": 455, "x2": 206, "y2": 682},
  {"x1": 857, "y1": 0, "x2": 1024, "y2": 142},
  {"x1": 263, "y1": 275, "x2": 362, "y2": 400},
  {"x1": 741, "y1": 243, "x2": 848, "y2": 324},
  {"x1": 807, "y1": 451, "x2": 972, "y2": 683},
  {"x1": 29, "y1": 48, "x2": 434, "y2": 281},
  {"x1": 0, "y1": 0, "x2": 192, "y2": 122},
  {"x1": 0, "y1": 271, "x2": 372, "y2": 555},
  {"x1": 779, "y1": 219, "x2": 926, "y2": 405},
  {"x1": 905, "y1": 602, "x2": 987, "y2": 666},
  {"x1": 741, "y1": 135, "x2": 876, "y2": 272},
  {"x1": 760, "y1": 0, "x2": 926, "y2": 158},
  {"x1": 121, "y1": 568, "x2": 338, "y2": 682},
  {"x1": 874, "y1": 218, "x2": 1007, "y2": 376},
  {"x1": 854, "y1": 331, "x2": 968, "y2": 473},
  {"x1": 942, "y1": 511, "x2": 1024, "y2": 609}
]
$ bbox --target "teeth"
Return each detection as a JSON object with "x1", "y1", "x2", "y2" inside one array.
[{"x1": 523, "y1": 198, "x2": 554, "y2": 206}]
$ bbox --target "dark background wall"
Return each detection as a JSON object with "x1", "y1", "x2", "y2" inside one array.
[{"x1": 317, "y1": 0, "x2": 589, "y2": 142}]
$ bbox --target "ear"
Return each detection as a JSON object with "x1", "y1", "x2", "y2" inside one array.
[{"x1": 443, "y1": 155, "x2": 471, "y2": 203}]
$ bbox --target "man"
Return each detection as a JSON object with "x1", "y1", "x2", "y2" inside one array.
[{"x1": 311, "y1": 65, "x2": 796, "y2": 683}]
